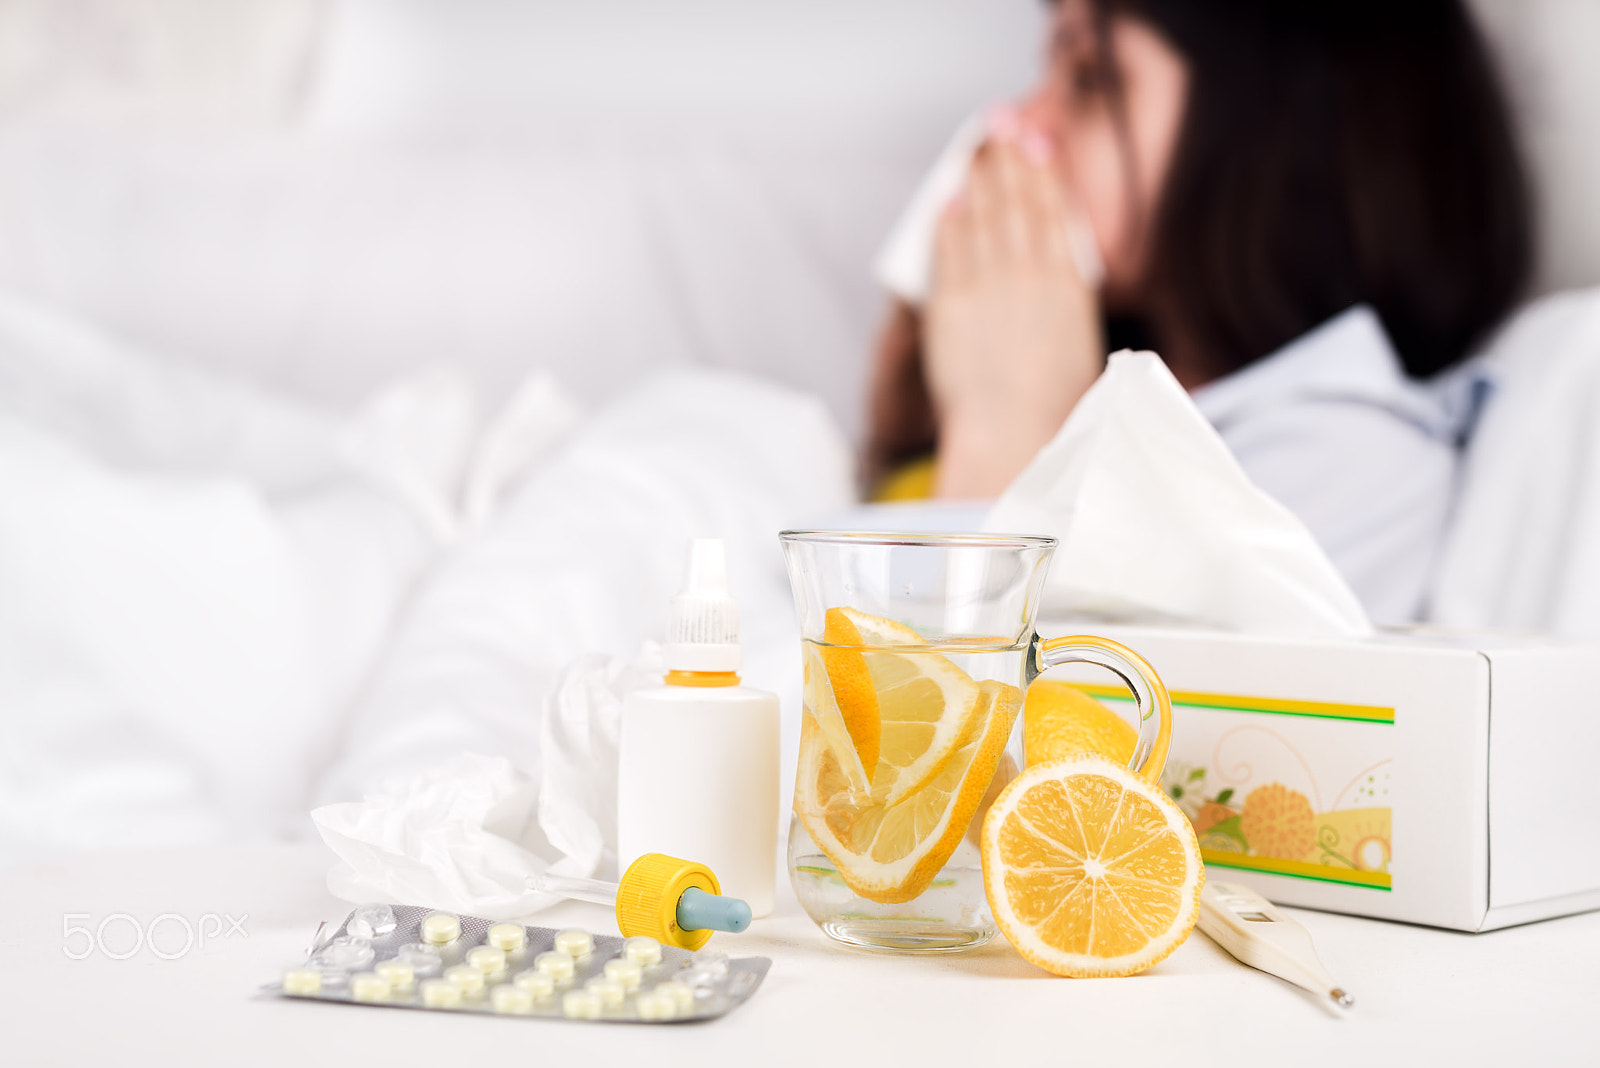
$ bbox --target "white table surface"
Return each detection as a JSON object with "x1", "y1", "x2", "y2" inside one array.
[{"x1": 3, "y1": 841, "x2": 1596, "y2": 1066}]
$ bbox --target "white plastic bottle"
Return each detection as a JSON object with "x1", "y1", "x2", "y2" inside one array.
[{"x1": 616, "y1": 538, "x2": 780, "y2": 917}]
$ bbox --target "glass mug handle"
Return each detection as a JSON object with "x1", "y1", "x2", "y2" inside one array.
[{"x1": 1031, "y1": 635, "x2": 1173, "y2": 784}]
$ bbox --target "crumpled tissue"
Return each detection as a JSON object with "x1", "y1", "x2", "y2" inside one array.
[
  {"x1": 311, "y1": 646, "x2": 663, "y2": 919},
  {"x1": 984, "y1": 351, "x2": 1373, "y2": 638}
]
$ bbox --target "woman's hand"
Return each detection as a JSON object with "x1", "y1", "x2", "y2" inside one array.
[{"x1": 926, "y1": 117, "x2": 1103, "y2": 499}]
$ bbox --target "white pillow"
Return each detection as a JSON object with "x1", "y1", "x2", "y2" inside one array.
[
  {"x1": 1470, "y1": 0, "x2": 1600, "y2": 295},
  {"x1": 307, "y1": 0, "x2": 1041, "y2": 143},
  {"x1": 0, "y1": 0, "x2": 1591, "y2": 437},
  {"x1": 0, "y1": 1, "x2": 1043, "y2": 442},
  {"x1": 1430, "y1": 287, "x2": 1600, "y2": 638}
]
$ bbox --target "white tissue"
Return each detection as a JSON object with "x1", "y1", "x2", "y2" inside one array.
[
  {"x1": 312, "y1": 753, "x2": 553, "y2": 920},
  {"x1": 535, "y1": 646, "x2": 665, "y2": 884},
  {"x1": 311, "y1": 648, "x2": 661, "y2": 918},
  {"x1": 984, "y1": 351, "x2": 1372, "y2": 638},
  {"x1": 874, "y1": 114, "x2": 1104, "y2": 303}
]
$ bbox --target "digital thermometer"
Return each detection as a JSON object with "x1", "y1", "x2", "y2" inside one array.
[{"x1": 1199, "y1": 881, "x2": 1354, "y2": 1010}]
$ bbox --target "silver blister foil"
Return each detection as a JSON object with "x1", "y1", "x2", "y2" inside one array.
[{"x1": 263, "y1": 903, "x2": 770, "y2": 1024}]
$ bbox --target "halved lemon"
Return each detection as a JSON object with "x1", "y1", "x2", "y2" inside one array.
[
  {"x1": 981, "y1": 755, "x2": 1203, "y2": 977},
  {"x1": 827, "y1": 607, "x2": 982, "y2": 805},
  {"x1": 796, "y1": 679, "x2": 1022, "y2": 904}
]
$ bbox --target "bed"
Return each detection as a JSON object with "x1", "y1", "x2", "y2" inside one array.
[{"x1": 1, "y1": 0, "x2": 1596, "y2": 865}]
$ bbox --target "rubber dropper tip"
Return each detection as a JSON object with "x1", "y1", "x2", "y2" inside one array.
[{"x1": 675, "y1": 886, "x2": 752, "y2": 933}]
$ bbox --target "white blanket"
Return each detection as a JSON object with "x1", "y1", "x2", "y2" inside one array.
[
  {"x1": 0, "y1": 294, "x2": 446, "y2": 865},
  {"x1": 0, "y1": 291, "x2": 853, "y2": 866},
  {"x1": 8, "y1": 283, "x2": 1600, "y2": 868},
  {"x1": 315, "y1": 370, "x2": 854, "y2": 810}
]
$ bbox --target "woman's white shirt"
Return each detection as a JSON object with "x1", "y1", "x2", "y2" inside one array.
[{"x1": 1192, "y1": 306, "x2": 1480, "y2": 624}]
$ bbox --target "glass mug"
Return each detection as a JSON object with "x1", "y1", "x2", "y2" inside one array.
[{"x1": 779, "y1": 531, "x2": 1172, "y2": 952}]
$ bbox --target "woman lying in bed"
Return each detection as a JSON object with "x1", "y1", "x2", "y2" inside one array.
[{"x1": 866, "y1": 0, "x2": 1531, "y2": 623}]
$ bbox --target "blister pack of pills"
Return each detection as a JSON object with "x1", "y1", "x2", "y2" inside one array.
[{"x1": 264, "y1": 903, "x2": 770, "y2": 1023}]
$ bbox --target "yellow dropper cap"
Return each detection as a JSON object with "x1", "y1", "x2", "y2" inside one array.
[{"x1": 615, "y1": 853, "x2": 721, "y2": 951}]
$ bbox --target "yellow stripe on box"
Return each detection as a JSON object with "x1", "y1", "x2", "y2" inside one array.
[
  {"x1": 1072, "y1": 683, "x2": 1394, "y2": 724},
  {"x1": 1202, "y1": 851, "x2": 1393, "y2": 890}
]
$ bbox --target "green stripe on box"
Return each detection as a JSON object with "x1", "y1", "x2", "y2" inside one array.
[
  {"x1": 1202, "y1": 851, "x2": 1393, "y2": 890},
  {"x1": 1071, "y1": 683, "x2": 1394, "y2": 724}
]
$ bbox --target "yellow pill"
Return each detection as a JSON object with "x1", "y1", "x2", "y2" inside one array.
[
  {"x1": 533, "y1": 951, "x2": 574, "y2": 981},
  {"x1": 622, "y1": 936, "x2": 662, "y2": 967},
  {"x1": 420, "y1": 978, "x2": 462, "y2": 1009},
  {"x1": 562, "y1": 989, "x2": 603, "y2": 1019},
  {"x1": 553, "y1": 928, "x2": 592, "y2": 958},
  {"x1": 513, "y1": 969, "x2": 556, "y2": 1000},
  {"x1": 635, "y1": 991, "x2": 676, "y2": 1021},
  {"x1": 282, "y1": 968, "x2": 321, "y2": 996},
  {"x1": 487, "y1": 923, "x2": 527, "y2": 953},
  {"x1": 374, "y1": 960, "x2": 415, "y2": 994},
  {"x1": 655, "y1": 980, "x2": 695, "y2": 1014},
  {"x1": 586, "y1": 977, "x2": 625, "y2": 1008},
  {"x1": 603, "y1": 958, "x2": 643, "y2": 990},
  {"x1": 444, "y1": 964, "x2": 486, "y2": 996},
  {"x1": 466, "y1": 946, "x2": 507, "y2": 977},
  {"x1": 490, "y1": 984, "x2": 535, "y2": 1015},
  {"x1": 420, "y1": 912, "x2": 460, "y2": 945},
  {"x1": 350, "y1": 972, "x2": 390, "y2": 1002}
]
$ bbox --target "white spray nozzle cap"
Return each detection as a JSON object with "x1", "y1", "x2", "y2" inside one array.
[{"x1": 665, "y1": 538, "x2": 741, "y2": 672}]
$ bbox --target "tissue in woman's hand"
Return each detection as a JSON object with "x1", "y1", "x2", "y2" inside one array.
[
  {"x1": 874, "y1": 114, "x2": 1104, "y2": 302},
  {"x1": 984, "y1": 351, "x2": 1372, "y2": 637}
]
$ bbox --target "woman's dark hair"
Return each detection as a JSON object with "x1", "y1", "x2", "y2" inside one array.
[
  {"x1": 1094, "y1": 0, "x2": 1532, "y2": 381},
  {"x1": 864, "y1": 0, "x2": 1532, "y2": 486}
]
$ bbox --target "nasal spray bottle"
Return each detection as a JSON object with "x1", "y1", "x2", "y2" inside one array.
[{"x1": 617, "y1": 539, "x2": 780, "y2": 917}]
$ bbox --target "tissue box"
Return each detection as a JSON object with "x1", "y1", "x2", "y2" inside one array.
[{"x1": 1040, "y1": 620, "x2": 1600, "y2": 932}]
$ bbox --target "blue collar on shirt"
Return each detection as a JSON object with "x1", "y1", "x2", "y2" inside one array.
[{"x1": 1190, "y1": 305, "x2": 1492, "y2": 447}]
